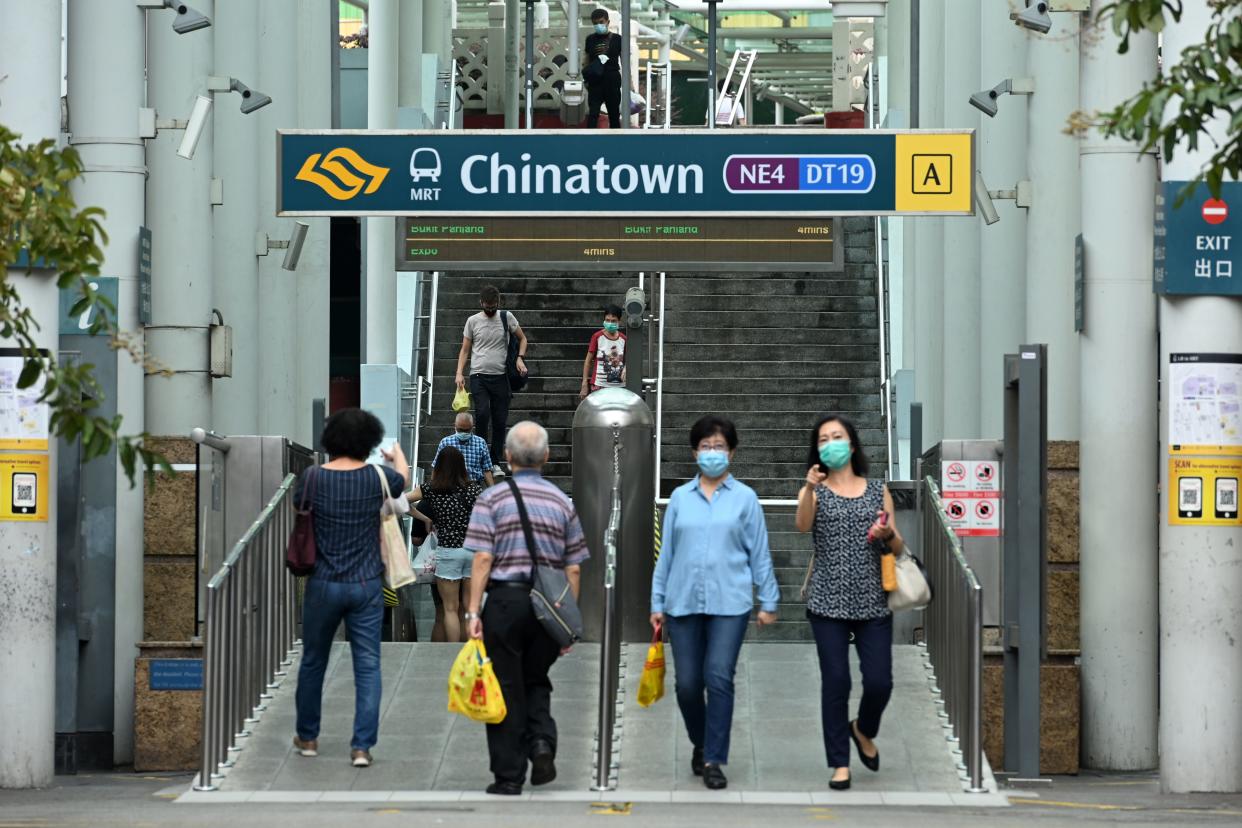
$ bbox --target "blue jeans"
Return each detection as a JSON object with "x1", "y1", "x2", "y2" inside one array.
[
  {"x1": 296, "y1": 576, "x2": 384, "y2": 751},
  {"x1": 808, "y1": 613, "x2": 893, "y2": 768},
  {"x1": 664, "y1": 612, "x2": 750, "y2": 765}
]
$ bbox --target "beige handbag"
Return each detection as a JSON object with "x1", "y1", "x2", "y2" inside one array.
[
  {"x1": 374, "y1": 466, "x2": 415, "y2": 590},
  {"x1": 887, "y1": 551, "x2": 933, "y2": 612}
]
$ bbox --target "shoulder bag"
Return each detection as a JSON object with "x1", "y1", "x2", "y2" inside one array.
[
  {"x1": 375, "y1": 466, "x2": 416, "y2": 590},
  {"x1": 506, "y1": 479, "x2": 583, "y2": 648},
  {"x1": 500, "y1": 310, "x2": 528, "y2": 393},
  {"x1": 887, "y1": 550, "x2": 933, "y2": 612},
  {"x1": 286, "y1": 467, "x2": 318, "y2": 576}
]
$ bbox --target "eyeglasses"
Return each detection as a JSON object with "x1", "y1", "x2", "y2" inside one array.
[{"x1": 697, "y1": 442, "x2": 729, "y2": 452}]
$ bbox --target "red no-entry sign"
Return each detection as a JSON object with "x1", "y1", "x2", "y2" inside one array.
[{"x1": 1203, "y1": 198, "x2": 1228, "y2": 225}]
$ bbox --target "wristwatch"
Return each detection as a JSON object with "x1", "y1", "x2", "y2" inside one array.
[{"x1": 464, "y1": 611, "x2": 480, "y2": 620}]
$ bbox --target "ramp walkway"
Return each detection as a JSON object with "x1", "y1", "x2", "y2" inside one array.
[{"x1": 179, "y1": 641, "x2": 1004, "y2": 807}]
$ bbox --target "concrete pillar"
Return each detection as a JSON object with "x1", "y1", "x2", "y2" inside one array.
[
  {"x1": 0, "y1": 0, "x2": 61, "y2": 788},
  {"x1": 256, "y1": 0, "x2": 299, "y2": 437},
  {"x1": 1079, "y1": 0, "x2": 1159, "y2": 770},
  {"x1": 69, "y1": 0, "x2": 150, "y2": 769},
  {"x1": 212, "y1": 0, "x2": 261, "y2": 434},
  {"x1": 912, "y1": 3, "x2": 944, "y2": 445},
  {"x1": 1157, "y1": 0, "x2": 1242, "y2": 793},
  {"x1": 146, "y1": 2, "x2": 214, "y2": 434},
  {"x1": 1026, "y1": 16, "x2": 1080, "y2": 440},
  {"x1": 505, "y1": 0, "x2": 520, "y2": 128},
  {"x1": 400, "y1": 0, "x2": 424, "y2": 114},
  {"x1": 978, "y1": 1, "x2": 1028, "y2": 437},
  {"x1": 366, "y1": 0, "x2": 398, "y2": 365},
  {"x1": 940, "y1": 0, "x2": 981, "y2": 440},
  {"x1": 425, "y1": 0, "x2": 452, "y2": 65}
]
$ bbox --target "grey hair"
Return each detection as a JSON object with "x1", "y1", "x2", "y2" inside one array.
[
  {"x1": 454, "y1": 411, "x2": 474, "y2": 427},
  {"x1": 505, "y1": 421, "x2": 549, "y2": 467}
]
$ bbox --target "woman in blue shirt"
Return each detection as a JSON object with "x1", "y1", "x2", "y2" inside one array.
[{"x1": 649, "y1": 415, "x2": 780, "y2": 791}]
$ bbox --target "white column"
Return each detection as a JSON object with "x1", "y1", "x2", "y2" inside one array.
[
  {"x1": 294, "y1": 0, "x2": 334, "y2": 446},
  {"x1": 1079, "y1": 0, "x2": 1159, "y2": 770},
  {"x1": 70, "y1": 0, "x2": 150, "y2": 768},
  {"x1": 940, "y1": 0, "x2": 981, "y2": 439},
  {"x1": 212, "y1": 0, "x2": 260, "y2": 434},
  {"x1": 0, "y1": 0, "x2": 61, "y2": 788},
  {"x1": 257, "y1": 0, "x2": 299, "y2": 437},
  {"x1": 1158, "y1": 0, "x2": 1242, "y2": 793},
  {"x1": 366, "y1": 0, "x2": 399, "y2": 365},
  {"x1": 1026, "y1": 16, "x2": 1080, "y2": 439},
  {"x1": 978, "y1": 1, "x2": 1028, "y2": 437},
  {"x1": 146, "y1": 2, "x2": 214, "y2": 434},
  {"x1": 912, "y1": 3, "x2": 944, "y2": 444}
]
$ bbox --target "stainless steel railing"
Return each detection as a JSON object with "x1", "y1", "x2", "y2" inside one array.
[
  {"x1": 194, "y1": 473, "x2": 300, "y2": 792},
  {"x1": 592, "y1": 430, "x2": 624, "y2": 791},
  {"x1": 921, "y1": 477, "x2": 987, "y2": 793}
]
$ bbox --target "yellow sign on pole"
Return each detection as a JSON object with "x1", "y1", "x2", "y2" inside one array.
[
  {"x1": 0, "y1": 453, "x2": 49, "y2": 522},
  {"x1": 893, "y1": 132, "x2": 975, "y2": 215},
  {"x1": 1168, "y1": 456, "x2": 1242, "y2": 527}
]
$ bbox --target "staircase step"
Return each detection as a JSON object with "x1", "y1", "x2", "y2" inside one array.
[{"x1": 660, "y1": 393, "x2": 880, "y2": 412}]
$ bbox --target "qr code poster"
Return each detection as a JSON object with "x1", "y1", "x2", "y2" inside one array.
[
  {"x1": 0, "y1": 453, "x2": 48, "y2": 522},
  {"x1": 1168, "y1": 456, "x2": 1242, "y2": 527}
]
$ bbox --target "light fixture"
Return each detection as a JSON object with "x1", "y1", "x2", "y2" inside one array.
[
  {"x1": 256, "y1": 222, "x2": 312, "y2": 271},
  {"x1": 176, "y1": 95, "x2": 213, "y2": 159},
  {"x1": 1011, "y1": 1, "x2": 1052, "y2": 34},
  {"x1": 974, "y1": 171, "x2": 1033, "y2": 225},
  {"x1": 135, "y1": 0, "x2": 211, "y2": 34},
  {"x1": 968, "y1": 77, "x2": 1034, "y2": 118},
  {"x1": 207, "y1": 76, "x2": 273, "y2": 115}
]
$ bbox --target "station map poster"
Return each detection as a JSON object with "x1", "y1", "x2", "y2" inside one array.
[
  {"x1": 1168, "y1": 353, "x2": 1242, "y2": 456},
  {"x1": 0, "y1": 352, "x2": 50, "y2": 452}
]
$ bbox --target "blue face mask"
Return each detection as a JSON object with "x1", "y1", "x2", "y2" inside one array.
[
  {"x1": 594, "y1": 22, "x2": 608, "y2": 34},
  {"x1": 697, "y1": 449, "x2": 729, "y2": 478},
  {"x1": 456, "y1": 431, "x2": 472, "y2": 442},
  {"x1": 818, "y1": 439, "x2": 852, "y2": 470}
]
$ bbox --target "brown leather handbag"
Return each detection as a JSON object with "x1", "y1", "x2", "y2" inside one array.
[{"x1": 286, "y1": 467, "x2": 318, "y2": 576}]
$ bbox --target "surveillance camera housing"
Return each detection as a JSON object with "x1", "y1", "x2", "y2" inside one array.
[
  {"x1": 1011, "y1": 1, "x2": 1052, "y2": 34},
  {"x1": 230, "y1": 80, "x2": 273, "y2": 115},
  {"x1": 624, "y1": 287, "x2": 646, "y2": 328},
  {"x1": 969, "y1": 90, "x2": 999, "y2": 118},
  {"x1": 176, "y1": 94, "x2": 213, "y2": 159},
  {"x1": 282, "y1": 222, "x2": 310, "y2": 271},
  {"x1": 167, "y1": 1, "x2": 211, "y2": 34},
  {"x1": 974, "y1": 172, "x2": 1000, "y2": 225}
]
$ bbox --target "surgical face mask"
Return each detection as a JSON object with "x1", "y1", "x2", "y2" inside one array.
[
  {"x1": 456, "y1": 430, "x2": 472, "y2": 442},
  {"x1": 594, "y1": 22, "x2": 608, "y2": 34},
  {"x1": 603, "y1": 321, "x2": 619, "y2": 334},
  {"x1": 818, "y1": 439, "x2": 852, "y2": 470},
  {"x1": 696, "y1": 449, "x2": 729, "y2": 478}
]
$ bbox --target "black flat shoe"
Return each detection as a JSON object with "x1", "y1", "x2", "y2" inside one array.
[
  {"x1": 829, "y1": 773, "x2": 852, "y2": 791},
  {"x1": 691, "y1": 746, "x2": 705, "y2": 777},
  {"x1": 530, "y1": 740, "x2": 557, "y2": 786},
  {"x1": 486, "y1": 781, "x2": 523, "y2": 796},
  {"x1": 703, "y1": 763, "x2": 728, "y2": 790},
  {"x1": 850, "y1": 720, "x2": 880, "y2": 772}
]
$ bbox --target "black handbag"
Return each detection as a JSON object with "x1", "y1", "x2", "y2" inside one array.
[
  {"x1": 506, "y1": 479, "x2": 584, "y2": 648},
  {"x1": 500, "y1": 310, "x2": 528, "y2": 392}
]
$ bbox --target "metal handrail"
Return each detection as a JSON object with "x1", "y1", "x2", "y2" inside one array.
[
  {"x1": 194, "y1": 473, "x2": 300, "y2": 792},
  {"x1": 921, "y1": 477, "x2": 987, "y2": 793},
  {"x1": 592, "y1": 430, "x2": 623, "y2": 791}
]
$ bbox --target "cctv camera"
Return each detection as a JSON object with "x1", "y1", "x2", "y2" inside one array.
[
  {"x1": 282, "y1": 222, "x2": 310, "y2": 271},
  {"x1": 969, "y1": 89, "x2": 999, "y2": 118},
  {"x1": 974, "y1": 172, "x2": 1000, "y2": 225},
  {"x1": 624, "y1": 287, "x2": 646, "y2": 328},
  {"x1": 166, "y1": 1, "x2": 211, "y2": 34},
  {"x1": 1011, "y1": 1, "x2": 1052, "y2": 35},
  {"x1": 176, "y1": 95, "x2": 212, "y2": 159},
  {"x1": 231, "y1": 80, "x2": 273, "y2": 115}
]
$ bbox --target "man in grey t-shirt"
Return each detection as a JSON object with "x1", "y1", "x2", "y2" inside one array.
[{"x1": 456, "y1": 285, "x2": 528, "y2": 474}]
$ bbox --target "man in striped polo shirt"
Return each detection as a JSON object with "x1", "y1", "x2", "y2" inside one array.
[{"x1": 465, "y1": 421, "x2": 589, "y2": 796}]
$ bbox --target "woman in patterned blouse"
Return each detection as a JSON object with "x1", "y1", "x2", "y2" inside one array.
[{"x1": 794, "y1": 413, "x2": 903, "y2": 791}]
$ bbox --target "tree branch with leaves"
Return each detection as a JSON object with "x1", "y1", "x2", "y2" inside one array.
[{"x1": 1, "y1": 124, "x2": 169, "y2": 484}]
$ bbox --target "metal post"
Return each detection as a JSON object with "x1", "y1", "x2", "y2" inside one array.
[
  {"x1": 706, "y1": 0, "x2": 718, "y2": 129},
  {"x1": 524, "y1": 0, "x2": 535, "y2": 128},
  {"x1": 909, "y1": 402, "x2": 923, "y2": 475},
  {"x1": 592, "y1": 433, "x2": 623, "y2": 790},
  {"x1": 620, "y1": 0, "x2": 630, "y2": 130},
  {"x1": 909, "y1": 0, "x2": 919, "y2": 128},
  {"x1": 505, "y1": 0, "x2": 520, "y2": 128}
]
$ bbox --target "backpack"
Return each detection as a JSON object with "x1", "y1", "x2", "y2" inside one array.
[{"x1": 500, "y1": 310, "x2": 528, "y2": 392}]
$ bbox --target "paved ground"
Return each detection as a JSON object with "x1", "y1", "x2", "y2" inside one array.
[{"x1": 205, "y1": 641, "x2": 987, "y2": 802}]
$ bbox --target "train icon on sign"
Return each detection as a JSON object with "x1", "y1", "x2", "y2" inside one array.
[{"x1": 409, "y1": 148, "x2": 442, "y2": 183}]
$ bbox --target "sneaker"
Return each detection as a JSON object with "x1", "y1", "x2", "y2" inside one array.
[
  {"x1": 292, "y1": 737, "x2": 318, "y2": 757},
  {"x1": 492, "y1": 465, "x2": 506, "y2": 478},
  {"x1": 351, "y1": 749, "x2": 373, "y2": 768}
]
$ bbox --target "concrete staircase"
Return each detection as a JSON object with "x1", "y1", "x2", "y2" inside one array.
[{"x1": 417, "y1": 219, "x2": 885, "y2": 641}]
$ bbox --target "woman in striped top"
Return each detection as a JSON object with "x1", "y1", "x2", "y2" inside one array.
[{"x1": 292, "y1": 408, "x2": 408, "y2": 769}]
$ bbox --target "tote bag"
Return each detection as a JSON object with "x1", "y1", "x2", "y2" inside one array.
[{"x1": 374, "y1": 466, "x2": 416, "y2": 590}]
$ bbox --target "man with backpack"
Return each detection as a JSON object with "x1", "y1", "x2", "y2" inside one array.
[{"x1": 456, "y1": 285, "x2": 528, "y2": 477}]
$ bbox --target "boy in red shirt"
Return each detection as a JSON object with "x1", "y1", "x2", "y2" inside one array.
[{"x1": 580, "y1": 304, "x2": 627, "y2": 400}]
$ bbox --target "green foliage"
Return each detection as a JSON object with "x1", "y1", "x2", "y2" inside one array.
[
  {"x1": 1093, "y1": 1, "x2": 1242, "y2": 201},
  {"x1": 0, "y1": 123, "x2": 170, "y2": 485}
]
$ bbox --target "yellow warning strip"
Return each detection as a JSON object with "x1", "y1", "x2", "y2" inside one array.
[
  {"x1": 589, "y1": 802, "x2": 633, "y2": 816},
  {"x1": 1009, "y1": 798, "x2": 1141, "y2": 811}
]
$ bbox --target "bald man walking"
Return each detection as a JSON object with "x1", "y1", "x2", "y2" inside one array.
[{"x1": 432, "y1": 412, "x2": 495, "y2": 487}]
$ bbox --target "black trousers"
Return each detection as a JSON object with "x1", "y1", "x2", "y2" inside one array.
[
  {"x1": 482, "y1": 587, "x2": 561, "y2": 784},
  {"x1": 586, "y1": 79, "x2": 622, "y2": 128},
  {"x1": 809, "y1": 612, "x2": 894, "y2": 769},
  {"x1": 470, "y1": 372, "x2": 511, "y2": 469}
]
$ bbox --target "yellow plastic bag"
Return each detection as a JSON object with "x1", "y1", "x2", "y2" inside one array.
[
  {"x1": 451, "y1": 387, "x2": 472, "y2": 413},
  {"x1": 636, "y1": 629, "x2": 666, "y2": 708},
  {"x1": 448, "y1": 640, "x2": 507, "y2": 724}
]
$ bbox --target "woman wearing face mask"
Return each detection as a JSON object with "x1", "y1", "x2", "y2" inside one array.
[
  {"x1": 795, "y1": 413, "x2": 902, "y2": 791},
  {"x1": 649, "y1": 415, "x2": 780, "y2": 791}
]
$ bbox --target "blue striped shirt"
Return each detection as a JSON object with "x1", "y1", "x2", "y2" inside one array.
[
  {"x1": 294, "y1": 465, "x2": 405, "y2": 582},
  {"x1": 464, "y1": 470, "x2": 589, "y2": 582},
  {"x1": 432, "y1": 433, "x2": 493, "y2": 481}
]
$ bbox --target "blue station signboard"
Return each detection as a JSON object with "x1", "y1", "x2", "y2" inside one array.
[{"x1": 277, "y1": 129, "x2": 974, "y2": 218}]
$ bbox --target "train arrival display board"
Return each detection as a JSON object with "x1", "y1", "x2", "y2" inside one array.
[
  {"x1": 395, "y1": 217, "x2": 842, "y2": 272},
  {"x1": 278, "y1": 129, "x2": 975, "y2": 218}
]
